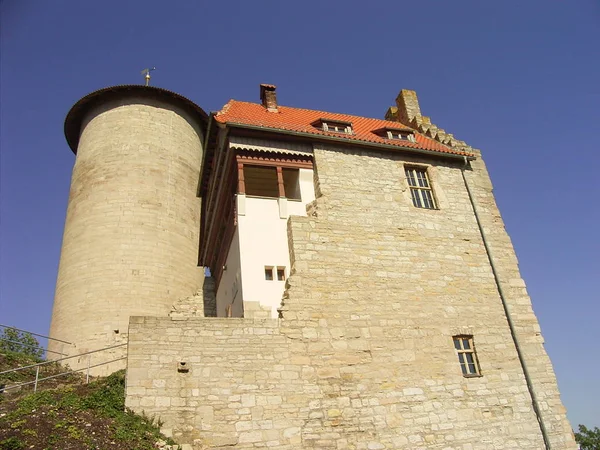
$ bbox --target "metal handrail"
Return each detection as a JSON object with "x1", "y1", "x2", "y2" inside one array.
[
  {"x1": 1, "y1": 343, "x2": 129, "y2": 394},
  {"x1": 0, "y1": 343, "x2": 127, "y2": 375},
  {"x1": 2, "y1": 356, "x2": 127, "y2": 393}
]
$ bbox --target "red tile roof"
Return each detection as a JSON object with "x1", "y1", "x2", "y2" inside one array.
[{"x1": 215, "y1": 100, "x2": 472, "y2": 157}]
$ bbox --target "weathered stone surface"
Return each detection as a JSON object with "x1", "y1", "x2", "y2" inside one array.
[
  {"x1": 48, "y1": 96, "x2": 205, "y2": 374},
  {"x1": 170, "y1": 277, "x2": 216, "y2": 319},
  {"x1": 126, "y1": 143, "x2": 576, "y2": 449}
]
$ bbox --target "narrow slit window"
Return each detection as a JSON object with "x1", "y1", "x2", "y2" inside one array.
[
  {"x1": 453, "y1": 335, "x2": 481, "y2": 377},
  {"x1": 405, "y1": 167, "x2": 436, "y2": 209}
]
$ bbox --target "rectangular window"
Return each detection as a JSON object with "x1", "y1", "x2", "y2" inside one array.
[
  {"x1": 264, "y1": 266, "x2": 274, "y2": 281},
  {"x1": 386, "y1": 130, "x2": 414, "y2": 141},
  {"x1": 276, "y1": 267, "x2": 286, "y2": 281},
  {"x1": 316, "y1": 119, "x2": 353, "y2": 134},
  {"x1": 324, "y1": 123, "x2": 351, "y2": 133},
  {"x1": 242, "y1": 165, "x2": 302, "y2": 200},
  {"x1": 283, "y1": 168, "x2": 301, "y2": 200},
  {"x1": 244, "y1": 166, "x2": 279, "y2": 198},
  {"x1": 405, "y1": 167, "x2": 436, "y2": 209},
  {"x1": 453, "y1": 336, "x2": 481, "y2": 376}
]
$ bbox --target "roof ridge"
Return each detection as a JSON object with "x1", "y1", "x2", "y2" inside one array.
[
  {"x1": 226, "y1": 100, "x2": 414, "y2": 129},
  {"x1": 216, "y1": 100, "x2": 473, "y2": 158}
]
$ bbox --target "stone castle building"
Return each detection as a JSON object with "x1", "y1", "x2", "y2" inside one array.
[{"x1": 48, "y1": 83, "x2": 577, "y2": 449}]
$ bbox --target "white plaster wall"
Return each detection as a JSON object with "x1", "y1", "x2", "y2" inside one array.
[
  {"x1": 237, "y1": 168, "x2": 315, "y2": 317},
  {"x1": 215, "y1": 229, "x2": 243, "y2": 317},
  {"x1": 238, "y1": 198, "x2": 288, "y2": 317},
  {"x1": 289, "y1": 168, "x2": 316, "y2": 214}
]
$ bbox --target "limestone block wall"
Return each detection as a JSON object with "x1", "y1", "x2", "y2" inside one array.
[
  {"x1": 49, "y1": 96, "x2": 205, "y2": 374},
  {"x1": 126, "y1": 144, "x2": 576, "y2": 449},
  {"x1": 280, "y1": 144, "x2": 575, "y2": 449},
  {"x1": 170, "y1": 276, "x2": 216, "y2": 319}
]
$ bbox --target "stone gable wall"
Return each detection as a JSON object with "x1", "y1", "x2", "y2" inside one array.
[{"x1": 126, "y1": 144, "x2": 576, "y2": 449}]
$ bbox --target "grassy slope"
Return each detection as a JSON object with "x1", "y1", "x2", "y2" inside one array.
[{"x1": 0, "y1": 353, "x2": 174, "y2": 450}]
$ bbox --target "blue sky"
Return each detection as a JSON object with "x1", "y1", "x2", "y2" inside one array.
[{"x1": 1, "y1": 0, "x2": 598, "y2": 428}]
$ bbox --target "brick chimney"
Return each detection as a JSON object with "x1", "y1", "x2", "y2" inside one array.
[
  {"x1": 260, "y1": 84, "x2": 278, "y2": 112},
  {"x1": 394, "y1": 89, "x2": 422, "y2": 126}
]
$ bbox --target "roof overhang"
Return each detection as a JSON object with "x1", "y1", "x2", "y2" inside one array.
[
  {"x1": 224, "y1": 122, "x2": 476, "y2": 161},
  {"x1": 64, "y1": 85, "x2": 209, "y2": 154}
]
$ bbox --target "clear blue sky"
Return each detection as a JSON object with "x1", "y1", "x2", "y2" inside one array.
[{"x1": 1, "y1": 0, "x2": 598, "y2": 429}]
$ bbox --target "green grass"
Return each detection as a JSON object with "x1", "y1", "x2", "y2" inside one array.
[{"x1": 2, "y1": 370, "x2": 176, "y2": 449}]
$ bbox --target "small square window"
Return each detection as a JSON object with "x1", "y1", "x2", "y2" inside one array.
[
  {"x1": 405, "y1": 167, "x2": 437, "y2": 210},
  {"x1": 453, "y1": 335, "x2": 481, "y2": 377},
  {"x1": 264, "y1": 266, "x2": 274, "y2": 281},
  {"x1": 276, "y1": 267, "x2": 286, "y2": 281}
]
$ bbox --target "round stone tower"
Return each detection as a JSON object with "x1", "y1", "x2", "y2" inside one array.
[{"x1": 48, "y1": 85, "x2": 208, "y2": 374}]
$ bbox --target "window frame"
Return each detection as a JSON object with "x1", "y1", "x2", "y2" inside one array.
[
  {"x1": 452, "y1": 335, "x2": 482, "y2": 377},
  {"x1": 236, "y1": 155, "x2": 310, "y2": 202},
  {"x1": 312, "y1": 118, "x2": 353, "y2": 135},
  {"x1": 243, "y1": 165, "x2": 280, "y2": 198},
  {"x1": 323, "y1": 122, "x2": 352, "y2": 134},
  {"x1": 404, "y1": 166, "x2": 437, "y2": 210},
  {"x1": 385, "y1": 130, "x2": 415, "y2": 142},
  {"x1": 276, "y1": 267, "x2": 286, "y2": 281},
  {"x1": 282, "y1": 168, "x2": 302, "y2": 201},
  {"x1": 264, "y1": 266, "x2": 274, "y2": 281}
]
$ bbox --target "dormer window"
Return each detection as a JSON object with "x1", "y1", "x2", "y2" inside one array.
[
  {"x1": 374, "y1": 127, "x2": 416, "y2": 142},
  {"x1": 313, "y1": 119, "x2": 353, "y2": 134},
  {"x1": 387, "y1": 130, "x2": 415, "y2": 141}
]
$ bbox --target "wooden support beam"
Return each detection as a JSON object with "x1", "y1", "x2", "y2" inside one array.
[
  {"x1": 276, "y1": 166, "x2": 285, "y2": 197},
  {"x1": 237, "y1": 163, "x2": 245, "y2": 194}
]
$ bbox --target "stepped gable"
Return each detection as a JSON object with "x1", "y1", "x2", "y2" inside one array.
[{"x1": 385, "y1": 89, "x2": 476, "y2": 153}]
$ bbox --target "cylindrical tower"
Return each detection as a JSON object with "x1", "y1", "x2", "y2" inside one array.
[{"x1": 48, "y1": 85, "x2": 208, "y2": 374}]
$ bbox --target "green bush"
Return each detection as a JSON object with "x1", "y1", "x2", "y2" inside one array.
[
  {"x1": 0, "y1": 328, "x2": 44, "y2": 360},
  {"x1": 0, "y1": 436, "x2": 25, "y2": 450},
  {"x1": 2, "y1": 369, "x2": 175, "y2": 449},
  {"x1": 575, "y1": 424, "x2": 600, "y2": 450}
]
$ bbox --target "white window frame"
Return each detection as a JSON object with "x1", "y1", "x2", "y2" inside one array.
[
  {"x1": 322, "y1": 121, "x2": 352, "y2": 134},
  {"x1": 405, "y1": 166, "x2": 437, "y2": 210},
  {"x1": 453, "y1": 335, "x2": 481, "y2": 377},
  {"x1": 386, "y1": 130, "x2": 415, "y2": 142}
]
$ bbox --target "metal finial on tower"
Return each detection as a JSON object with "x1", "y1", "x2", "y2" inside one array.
[{"x1": 141, "y1": 67, "x2": 156, "y2": 86}]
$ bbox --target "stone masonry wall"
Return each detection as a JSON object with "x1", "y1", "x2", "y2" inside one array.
[
  {"x1": 126, "y1": 144, "x2": 576, "y2": 449},
  {"x1": 49, "y1": 97, "x2": 205, "y2": 375}
]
